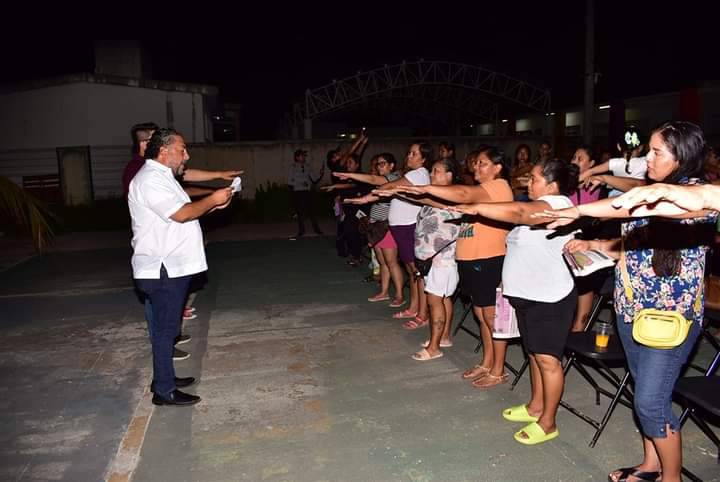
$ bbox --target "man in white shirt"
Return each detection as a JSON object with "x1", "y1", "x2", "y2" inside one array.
[
  {"x1": 129, "y1": 128, "x2": 233, "y2": 406},
  {"x1": 287, "y1": 149, "x2": 324, "y2": 239}
]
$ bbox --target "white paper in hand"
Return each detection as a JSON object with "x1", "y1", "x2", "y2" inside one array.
[{"x1": 231, "y1": 176, "x2": 242, "y2": 193}]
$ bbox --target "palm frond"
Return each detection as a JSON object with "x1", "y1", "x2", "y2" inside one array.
[{"x1": 0, "y1": 176, "x2": 56, "y2": 252}]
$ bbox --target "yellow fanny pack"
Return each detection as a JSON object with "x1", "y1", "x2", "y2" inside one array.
[{"x1": 620, "y1": 240, "x2": 699, "y2": 349}]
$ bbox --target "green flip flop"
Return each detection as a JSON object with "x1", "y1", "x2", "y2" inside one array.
[
  {"x1": 514, "y1": 422, "x2": 559, "y2": 445},
  {"x1": 502, "y1": 404, "x2": 540, "y2": 423}
]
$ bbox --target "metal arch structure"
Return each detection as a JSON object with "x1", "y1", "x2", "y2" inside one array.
[{"x1": 291, "y1": 60, "x2": 551, "y2": 130}]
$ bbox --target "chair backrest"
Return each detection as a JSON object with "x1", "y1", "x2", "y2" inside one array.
[{"x1": 582, "y1": 273, "x2": 616, "y2": 333}]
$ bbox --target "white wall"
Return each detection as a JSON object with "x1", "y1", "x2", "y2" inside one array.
[{"x1": 0, "y1": 82, "x2": 208, "y2": 150}]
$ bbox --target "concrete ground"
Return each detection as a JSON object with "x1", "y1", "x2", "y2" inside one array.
[{"x1": 0, "y1": 223, "x2": 718, "y2": 482}]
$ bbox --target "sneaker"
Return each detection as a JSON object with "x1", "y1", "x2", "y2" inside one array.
[
  {"x1": 173, "y1": 348, "x2": 190, "y2": 361},
  {"x1": 175, "y1": 334, "x2": 191, "y2": 345}
]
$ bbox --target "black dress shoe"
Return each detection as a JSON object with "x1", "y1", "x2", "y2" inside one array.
[
  {"x1": 150, "y1": 377, "x2": 196, "y2": 393},
  {"x1": 174, "y1": 376, "x2": 195, "y2": 388},
  {"x1": 152, "y1": 389, "x2": 201, "y2": 406}
]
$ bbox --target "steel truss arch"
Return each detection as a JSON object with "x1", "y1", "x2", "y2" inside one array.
[{"x1": 292, "y1": 60, "x2": 551, "y2": 124}]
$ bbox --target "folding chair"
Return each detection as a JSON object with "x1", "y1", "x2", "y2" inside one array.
[
  {"x1": 675, "y1": 316, "x2": 720, "y2": 482},
  {"x1": 452, "y1": 291, "x2": 482, "y2": 353},
  {"x1": 559, "y1": 274, "x2": 633, "y2": 447}
]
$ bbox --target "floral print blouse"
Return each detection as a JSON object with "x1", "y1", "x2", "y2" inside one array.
[
  {"x1": 414, "y1": 206, "x2": 462, "y2": 268},
  {"x1": 614, "y1": 210, "x2": 718, "y2": 325}
]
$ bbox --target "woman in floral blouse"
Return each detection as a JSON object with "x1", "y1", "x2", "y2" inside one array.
[{"x1": 542, "y1": 121, "x2": 717, "y2": 482}]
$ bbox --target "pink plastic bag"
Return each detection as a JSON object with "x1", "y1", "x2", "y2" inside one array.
[{"x1": 493, "y1": 288, "x2": 520, "y2": 339}]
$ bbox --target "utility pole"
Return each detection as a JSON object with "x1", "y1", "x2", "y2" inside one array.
[{"x1": 583, "y1": 0, "x2": 595, "y2": 144}]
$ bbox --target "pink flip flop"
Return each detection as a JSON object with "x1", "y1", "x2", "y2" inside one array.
[
  {"x1": 367, "y1": 294, "x2": 391, "y2": 302},
  {"x1": 402, "y1": 316, "x2": 429, "y2": 330},
  {"x1": 392, "y1": 309, "x2": 417, "y2": 319}
]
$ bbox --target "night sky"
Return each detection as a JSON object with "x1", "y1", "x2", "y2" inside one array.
[{"x1": 2, "y1": 1, "x2": 717, "y2": 139}]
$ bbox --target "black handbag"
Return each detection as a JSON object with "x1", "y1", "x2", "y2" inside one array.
[
  {"x1": 365, "y1": 220, "x2": 389, "y2": 246},
  {"x1": 413, "y1": 239, "x2": 457, "y2": 279}
]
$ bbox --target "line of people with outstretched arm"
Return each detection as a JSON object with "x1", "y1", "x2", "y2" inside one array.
[{"x1": 322, "y1": 123, "x2": 718, "y2": 482}]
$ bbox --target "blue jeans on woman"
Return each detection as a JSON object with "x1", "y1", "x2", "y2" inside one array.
[
  {"x1": 135, "y1": 265, "x2": 192, "y2": 397},
  {"x1": 616, "y1": 318, "x2": 701, "y2": 438}
]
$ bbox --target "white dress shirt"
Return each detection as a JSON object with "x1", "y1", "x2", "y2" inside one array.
[{"x1": 128, "y1": 159, "x2": 208, "y2": 279}]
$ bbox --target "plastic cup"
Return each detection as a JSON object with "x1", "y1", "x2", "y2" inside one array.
[{"x1": 595, "y1": 323, "x2": 610, "y2": 349}]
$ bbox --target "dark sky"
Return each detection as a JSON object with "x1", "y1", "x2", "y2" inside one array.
[{"x1": 2, "y1": 2, "x2": 717, "y2": 138}]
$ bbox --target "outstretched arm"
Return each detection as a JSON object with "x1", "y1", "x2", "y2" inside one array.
[
  {"x1": 333, "y1": 172, "x2": 388, "y2": 186},
  {"x1": 183, "y1": 169, "x2": 243, "y2": 182},
  {"x1": 393, "y1": 183, "x2": 491, "y2": 204},
  {"x1": 612, "y1": 183, "x2": 720, "y2": 213},
  {"x1": 578, "y1": 161, "x2": 610, "y2": 183},
  {"x1": 585, "y1": 174, "x2": 645, "y2": 193},
  {"x1": 448, "y1": 200, "x2": 553, "y2": 225}
]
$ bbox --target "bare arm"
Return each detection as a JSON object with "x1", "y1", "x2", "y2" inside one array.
[
  {"x1": 183, "y1": 169, "x2": 243, "y2": 182},
  {"x1": 449, "y1": 200, "x2": 553, "y2": 225},
  {"x1": 586, "y1": 174, "x2": 645, "y2": 193},
  {"x1": 321, "y1": 183, "x2": 354, "y2": 192},
  {"x1": 333, "y1": 172, "x2": 388, "y2": 185},
  {"x1": 565, "y1": 238, "x2": 622, "y2": 260},
  {"x1": 184, "y1": 186, "x2": 215, "y2": 197},
  {"x1": 539, "y1": 194, "x2": 711, "y2": 228},
  {"x1": 170, "y1": 188, "x2": 233, "y2": 223},
  {"x1": 395, "y1": 183, "x2": 491, "y2": 204},
  {"x1": 578, "y1": 161, "x2": 610, "y2": 182},
  {"x1": 612, "y1": 184, "x2": 720, "y2": 212},
  {"x1": 393, "y1": 192, "x2": 448, "y2": 209}
]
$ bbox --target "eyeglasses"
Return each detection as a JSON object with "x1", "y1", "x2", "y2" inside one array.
[{"x1": 376, "y1": 161, "x2": 389, "y2": 166}]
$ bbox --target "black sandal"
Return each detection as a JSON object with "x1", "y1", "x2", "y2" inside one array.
[{"x1": 608, "y1": 467, "x2": 661, "y2": 482}]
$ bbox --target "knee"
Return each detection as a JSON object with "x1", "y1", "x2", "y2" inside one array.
[{"x1": 535, "y1": 354, "x2": 562, "y2": 373}]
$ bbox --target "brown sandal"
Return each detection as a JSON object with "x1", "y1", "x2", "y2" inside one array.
[
  {"x1": 462, "y1": 365, "x2": 490, "y2": 380},
  {"x1": 472, "y1": 372, "x2": 509, "y2": 389}
]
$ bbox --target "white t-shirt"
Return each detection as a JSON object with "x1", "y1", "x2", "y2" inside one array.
[
  {"x1": 128, "y1": 160, "x2": 208, "y2": 279},
  {"x1": 607, "y1": 156, "x2": 647, "y2": 197},
  {"x1": 388, "y1": 167, "x2": 430, "y2": 226},
  {"x1": 502, "y1": 195, "x2": 576, "y2": 302}
]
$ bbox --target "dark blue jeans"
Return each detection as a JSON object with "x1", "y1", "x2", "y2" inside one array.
[
  {"x1": 617, "y1": 318, "x2": 701, "y2": 438},
  {"x1": 135, "y1": 266, "x2": 192, "y2": 397}
]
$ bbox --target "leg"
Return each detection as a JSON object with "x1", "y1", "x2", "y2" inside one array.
[
  {"x1": 307, "y1": 191, "x2": 322, "y2": 233},
  {"x1": 136, "y1": 267, "x2": 191, "y2": 397},
  {"x1": 404, "y1": 262, "x2": 419, "y2": 314},
  {"x1": 417, "y1": 278, "x2": 428, "y2": 322},
  {"x1": 373, "y1": 246, "x2": 390, "y2": 298},
  {"x1": 424, "y1": 293, "x2": 446, "y2": 356},
  {"x1": 383, "y1": 247, "x2": 405, "y2": 303},
  {"x1": 525, "y1": 354, "x2": 545, "y2": 418},
  {"x1": 478, "y1": 305, "x2": 497, "y2": 374},
  {"x1": 293, "y1": 191, "x2": 306, "y2": 235},
  {"x1": 441, "y1": 295, "x2": 454, "y2": 343},
  {"x1": 461, "y1": 305, "x2": 493, "y2": 378},
  {"x1": 532, "y1": 353, "x2": 564, "y2": 435},
  {"x1": 572, "y1": 290, "x2": 594, "y2": 332}
]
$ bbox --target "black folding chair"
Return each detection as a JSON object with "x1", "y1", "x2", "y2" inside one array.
[
  {"x1": 452, "y1": 291, "x2": 482, "y2": 353},
  {"x1": 559, "y1": 274, "x2": 634, "y2": 447}
]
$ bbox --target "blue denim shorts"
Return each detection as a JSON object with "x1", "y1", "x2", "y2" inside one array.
[{"x1": 616, "y1": 319, "x2": 701, "y2": 438}]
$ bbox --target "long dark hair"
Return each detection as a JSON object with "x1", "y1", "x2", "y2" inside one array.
[
  {"x1": 646, "y1": 121, "x2": 707, "y2": 276},
  {"x1": 538, "y1": 159, "x2": 580, "y2": 196},
  {"x1": 481, "y1": 146, "x2": 511, "y2": 181},
  {"x1": 433, "y1": 158, "x2": 461, "y2": 184}
]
